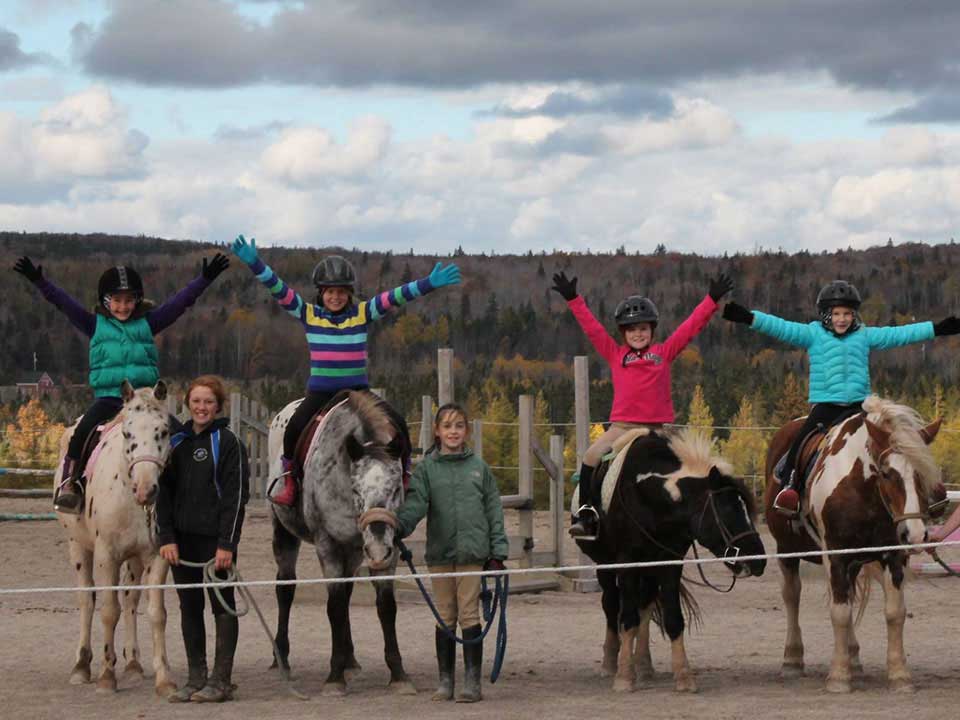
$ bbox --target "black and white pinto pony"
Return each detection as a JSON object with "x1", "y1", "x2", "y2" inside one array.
[
  {"x1": 268, "y1": 390, "x2": 415, "y2": 696},
  {"x1": 574, "y1": 427, "x2": 767, "y2": 693}
]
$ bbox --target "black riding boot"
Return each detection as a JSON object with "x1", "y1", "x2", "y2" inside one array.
[
  {"x1": 169, "y1": 609, "x2": 207, "y2": 703},
  {"x1": 569, "y1": 465, "x2": 598, "y2": 539},
  {"x1": 53, "y1": 456, "x2": 84, "y2": 515},
  {"x1": 432, "y1": 626, "x2": 456, "y2": 701},
  {"x1": 193, "y1": 615, "x2": 238, "y2": 702},
  {"x1": 456, "y1": 625, "x2": 483, "y2": 703}
]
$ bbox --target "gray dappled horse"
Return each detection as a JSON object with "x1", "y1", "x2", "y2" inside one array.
[
  {"x1": 55, "y1": 381, "x2": 175, "y2": 696},
  {"x1": 268, "y1": 391, "x2": 415, "y2": 696}
]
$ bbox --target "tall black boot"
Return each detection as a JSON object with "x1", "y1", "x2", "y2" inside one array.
[
  {"x1": 432, "y1": 626, "x2": 456, "y2": 701},
  {"x1": 193, "y1": 614, "x2": 238, "y2": 703},
  {"x1": 569, "y1": 465, "x2": 598, "y2": 539},
  {"x1": 169, "y1": 608, "x2": 207, "y2": 703},
  {"x1": 456, "y1": 625, "x2": 483, "y2": 703},
  {"x1": 53, "y1": 457, "x2": 84, "y2": 515}
]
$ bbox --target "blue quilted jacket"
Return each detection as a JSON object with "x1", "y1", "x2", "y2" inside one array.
[{"x1": 750, "y1": 311, "x2": 934, "y2": 404}]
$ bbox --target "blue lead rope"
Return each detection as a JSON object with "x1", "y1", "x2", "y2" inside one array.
[{"x1": 396, "y1": 539, "x2": 509, "y2": 683}]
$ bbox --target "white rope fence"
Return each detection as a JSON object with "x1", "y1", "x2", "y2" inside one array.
[{"x1": 2, "y1": 540, "x2": 958, "y2": 597}]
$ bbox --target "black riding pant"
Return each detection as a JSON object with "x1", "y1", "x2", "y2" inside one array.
[
  {"x1": 171, "y1": 532, "x2": 237, "y2": 664},
  {"x1": 283, "y1": 388, "x2": 362, "y2": 459},
  {"x1": 785, "y1": 402, "x2": 861, "y2": 486}
]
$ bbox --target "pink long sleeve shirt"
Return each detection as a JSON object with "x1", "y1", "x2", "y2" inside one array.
[{"x1": 567, "y1": 294, "x2": 718, "y2": 423}]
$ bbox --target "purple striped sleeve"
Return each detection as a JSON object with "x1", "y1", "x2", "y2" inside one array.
[
  {"x1": 37, "y1": 279, "x2": 96, "y2": 337},
  {"x1": 148, "y1": 275, "x2": 212, "y2": 334}
]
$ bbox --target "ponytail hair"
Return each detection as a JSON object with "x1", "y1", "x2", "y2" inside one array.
[{"x1": 429, "y1": 402, "x2": 469, "y2": 453}]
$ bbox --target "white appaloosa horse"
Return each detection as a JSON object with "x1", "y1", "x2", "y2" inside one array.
[{"x1": 55, "y1": 380, "x2": 175, "y2": 696}]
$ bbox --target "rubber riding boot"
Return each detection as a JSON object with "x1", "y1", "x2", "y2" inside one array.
[
  {"x1": 569, "y1": 465, "x2": 598, "y2": 540},
  {"x1": 193, "y1": 615, "x2": 238, "y2": 703},
  {"x1": 269, "y1": 455, "x2": 298, "y2": 507},
  {"x1": 432, "y1": 626, "x2": 456, "y2": 701},
  {"x1": 773, "y1": 470, "x2": 800, "y2": 517},
  {"x1": 456, "y1": 625, "x2": 483, "y2": 703},
  {"x1": 53, "y1": 457, "x2": 83, "y2": 515},
  {"x1": 168, "y1": 664, "x2": 207, "y2": 703}
]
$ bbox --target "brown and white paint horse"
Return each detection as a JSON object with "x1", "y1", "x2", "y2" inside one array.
[
  {"x1": 765, "y1": 395, "x2": 941, "y2": 693},
  {"x1": 55, "y1": 381, "x2": 175, "y2": 696}
]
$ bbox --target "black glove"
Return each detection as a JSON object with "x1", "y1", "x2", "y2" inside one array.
[
  {"x1": 13, "y1": 256, "x2": 43, "y2": 285},
  {"x1": 551, "y1": 271, "x2": 578, "y2": 301},
  {"x1": 708, "y1": 272, "x2": 734, "y2": 302},
  {"x1": 483, "y1": 558, "x2": 506, "y2": 573},
  {"x1": 202, "y1": 252, "x2": 230, "y2": 281},
  {"x1": 933, "y1": 316, "x2": 960, "y2": 336},
  {"x1": 722, "y1": 302, "x2": 754, "y2": 325}
]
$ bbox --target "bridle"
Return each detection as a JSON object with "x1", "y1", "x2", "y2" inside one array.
[{"x1": 874, "y1": 446, "x2": 936, "y2": 525}]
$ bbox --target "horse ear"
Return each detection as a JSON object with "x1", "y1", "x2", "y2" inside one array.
[
  {"x1": 707, "y1": 465, "x2": 724, "y2": 487},
  {"x1": 153, "y1": 380, "x2": 167, "y2": 401},
  {"x1": 121, "y1": 380, "x2": 135, "y2": 402},
  {"x1": 920, "y1": 417, "x2": 942, "y2": 445},
  {"x1": 864, "y1": 418, "x2": 890, "y2": 452},
  {"x1": 345, "y1": 434, "x2": 365, "y2": 463}
]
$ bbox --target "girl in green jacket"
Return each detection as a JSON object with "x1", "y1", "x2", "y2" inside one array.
[{"x1": 396, "y1": 403, "x2": 508, "y2": 704}]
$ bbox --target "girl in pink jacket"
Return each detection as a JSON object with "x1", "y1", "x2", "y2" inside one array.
[{"x1": 551, "y1": 271, "x2": 733, "y2": 539}]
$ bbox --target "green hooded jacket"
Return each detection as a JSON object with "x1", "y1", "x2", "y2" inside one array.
[{"x1": 396, "y1": 447, "x2": 509, "y2": 565}]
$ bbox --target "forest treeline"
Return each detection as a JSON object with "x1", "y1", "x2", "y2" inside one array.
[{"x1": 3, "y1": 231, "x2": 960, "y2": 486}]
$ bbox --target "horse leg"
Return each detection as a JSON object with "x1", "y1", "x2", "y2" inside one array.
[
  {"x1": 881, "y1": 562, "x2": 913, "y2": 692},
  {"x1": 92, "y1": 549, "x2": 122, "y2": 693},
  {"x1": 597, "y1": 570, "x2": 620, "y2": 677},
  {"x1": 271, "y1": 518, "x2": 301, "y2": 671},
  {"x1": 662, "y1": 570, "x2": 696, "y2": 693},
  {"x1": 119, "y1": 558, "x2": 145, "y2": 685},
  {"x1": 825, "y1": 558, "x2": 854, "y2": 693},
  {"x1": 374, "y1": 578, "x2": 416, "y2": 695},
  {"x1": 69, "y1": 540, "x2": 94, "y2": 685},
  {"x1": 613, "y1": 572, "x2": 639, "y2": 693},
  {"x1": 319, "y1": 544, "x2": 352, "y2": 696},
  {"x1": 343, "y1": 581, "x2": 362, "y2": 675},
  {"x1": 143, "y1": 553, "x2": 175, "y2": 697},
  {"x1": 634, "y1": 577, "x2": 659, "y2": 682},
  {"x1": 779, "y1": 557, "x2": 805, "y2": 678}
]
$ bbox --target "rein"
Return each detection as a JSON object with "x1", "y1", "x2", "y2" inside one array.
[
  {"x1": 358, "y1": 508, "x2": 399, "y2": 531},
  {"x1": 128, "y1": 455, "x2": 166, "y2": 475}
]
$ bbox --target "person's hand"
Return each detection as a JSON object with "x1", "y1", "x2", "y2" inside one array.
[
  {"x1": 722, "y1": 302, "x2": 754, "y2": 325},
  {"x1": 159, "y1": 543, "x2": 180, "y2": 565},
  {"x1": 231, "y1": 234, "x2": 259, "y2": 265},
  {"x1": 550, "y1": 271, "x2": 578, "y2": 301},
  {"x1": 708, "y1": 273, "x2": 734, "y2": 302},
  {"x1": 202, "y1": 252, "x2": 230, "y2": 281},
  {"x1": 214, "y1": 547, "x2": 234, "y2": 571},
  {"x1": 926, "y1": 527, "x2": 945, "y2": 555},
  {"x1": 428, "y1": 262, "x2": 461, "y2": 288},
  {"x1": 483, "y1": 558, "x2": 506, "y2": 573},
  {"x1": 13, "y1": 256, "x2": 43, "y2": 285},
  {"x1": 933, "y1": 316, "x2": 960, "y2": 336}
]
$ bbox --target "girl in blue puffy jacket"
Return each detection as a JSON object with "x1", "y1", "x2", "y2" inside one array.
[{"x1": 722, "y1": 280, "x2": 960, "y2": 515}]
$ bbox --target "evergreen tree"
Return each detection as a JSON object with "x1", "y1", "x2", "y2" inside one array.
[{"x1": 686, "y1": 384, "x2": 715, "y2": 440}]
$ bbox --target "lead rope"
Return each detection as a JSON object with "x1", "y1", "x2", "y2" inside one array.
[{"x1": 176, "y1": 558, "x2": 309, "y2": 700}]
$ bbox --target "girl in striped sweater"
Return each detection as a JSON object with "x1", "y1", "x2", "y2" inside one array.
[{"x1": 231, "y1": 235, "x2": 461, "y2": 506}]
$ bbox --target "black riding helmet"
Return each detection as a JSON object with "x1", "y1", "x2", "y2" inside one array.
[
  {"x1": 816, "y1": 280, "x2": 861, "y2": 312},
  {"x1": 312, "y1": 255, "x2": 357, "y2": 290},
  {"x1": 614, "y1": 295, "x2": 659, "y2": 328},
  {"x1": 98, "y1": 266, "x2": 144, "y2": 304}
]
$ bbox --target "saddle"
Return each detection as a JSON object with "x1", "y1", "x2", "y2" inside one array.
[
  {"x1": 71, "y1": 418, "x2": 122, "y2": 484},
  {"x1": 774, "y1": 407, "x2": 863, "y2": 495}
]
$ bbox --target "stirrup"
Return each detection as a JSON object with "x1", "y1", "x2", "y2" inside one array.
[
  {"x1": 54, "y1": 478, "x2": 83, "y2": 515},
  {"x1": 569, "y1": 505, "x2": 599, "y2": 541},
  {"x1": 773, "y1": 488, "x2": 800, "y2": 517}
]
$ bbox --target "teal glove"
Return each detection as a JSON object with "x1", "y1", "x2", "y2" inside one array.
[
  {"x1": 428, "y1": 262, "x2": 461, "y2": 289},
  {"x1": 231, "y1": 234, "x2": 259, "y2": 265}
]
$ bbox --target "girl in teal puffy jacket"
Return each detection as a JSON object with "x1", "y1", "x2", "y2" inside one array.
[{"x1": 722, "y1": 280, "x2": 960, "y2": 515}]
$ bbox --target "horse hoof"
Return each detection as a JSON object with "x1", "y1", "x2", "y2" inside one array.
[
  {"x1": 322, "y1": 681, "x2": 347, "y2": 697},
  {"x1": 781, "y1": 663, "x2": 804, "y2": 679},
  {"x1": 95, "y1": 672, "x2": 117, "y2": 694},
  {"x1": 69, "y1": 666, "x2": 92, "y2": 685},
  {"x1": 390, "y1": 680, "x2": 417, "y2": 696},
  {"x1": 612, "y1": 676, "x2": 634, "y2": 693},
  {"x1": 269, "y1": 657, "x2": 290, "y2": 671},
  {"x1": 599, "y1": 664, "x2": 617, "y2": 678},
  {"x1": 674, "y1": 678, "x2": 698, "y2": 693},
  {"x1": 825, "y1": 678, "x2": 852, "y2": 694},
  {"x1": 889, "y1": 678, "x2": 915, "y2": 694},
  {"x1": 122, "y1": 660, "x2": 145, "y2": 683},
  {"x1": 155, "y1": 680, "x2": 177, "y2": 698},
  {"x1": 344, "y1": 664, "x2": 362, "y2": 681}
]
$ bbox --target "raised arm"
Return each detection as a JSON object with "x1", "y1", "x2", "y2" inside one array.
[
  {"x1": 361, "y1": 262, "x2": 459, "y2": 322},
  {"x1": 14, "y1": 257, "x2": 97, "y2": 336},
  {"x1": 552, "y1": 272, "x2": 620, "y2": 363},
  {"x1": 148, "y1": 253, "x2": 228, "y2": 334},
  {"x1": 724, "y1": 302, "x2": 816, "y2": 349},
  {"x1": 231, "y1": 235, "x2": 308, "y2": 323},
  {"x1": 659, "y1": 274, "x2": 732, "y2": 362}
]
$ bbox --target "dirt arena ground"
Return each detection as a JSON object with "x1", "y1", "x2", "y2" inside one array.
[{"x1": 1, "y1": 499, "x2": 958, "y2": 720}]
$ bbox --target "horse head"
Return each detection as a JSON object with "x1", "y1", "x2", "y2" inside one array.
[
  {"x1": 120, "y1": 380, "x2": 171, "y2": 506},
  {"x1": 862, "y1": 398, "x2": 942, "y2": 546},
  {"x1": 346, "y1": 429, "x2": 404, "y2": 572}
]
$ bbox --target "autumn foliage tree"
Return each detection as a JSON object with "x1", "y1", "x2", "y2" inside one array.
[{"x1": 3, "y1": 398, "x2": 65, "y2": 468}]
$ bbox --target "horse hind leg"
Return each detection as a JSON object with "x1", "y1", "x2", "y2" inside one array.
[
  {"x1": 634, "y1": 604, "x2": 656, "y2": 682},
  {"x1": 613, "y1": 574, "x2": 640, "y2": 693},
  {"x1": 374, "y1": 578, "x2": 416, "y2": 695},
  {"x1": 779, "y1": 557, "x2": 805, "y2": 678},
  {"x1": 119, "y1": 558, "x2": 145, "y2": 685},
  {"x1": 271, "y1": 518, "x2": 301, "y2": 671},
  {"x1": 69, "y1": 541, "x2": 94, "y2": 685},
  {"x1": 598, "y1": 570, "x2": 620, "y2": 678}
]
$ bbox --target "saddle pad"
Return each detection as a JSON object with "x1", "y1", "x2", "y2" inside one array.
[
  {"x1": 84, "y1": 423, "x2": 122, "y2": 480},
  {"x1": 297, "y1": 397, "x2": 350, "y2": 471}
]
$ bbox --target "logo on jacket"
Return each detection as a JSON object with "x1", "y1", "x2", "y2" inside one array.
[
  {"x1": 623, "y1": 350, "x2": 663, "y2": 367},
  {"x1": 193, "y1": 448, "x2": 209, "y2": 462}
]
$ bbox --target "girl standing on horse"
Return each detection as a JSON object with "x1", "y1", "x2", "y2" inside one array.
[
  {"x1": 723, "y1": 280, "x2": 960, "y2": 515},
  {"x1": 230, "y1": 235, "x2": 461, "y2": 506},
  {"x1": 157, "y1": 375, "x2": 250, "y2": 703},
  {"x1": 395, "y1": 403, "x2": 508, "y2": 703},
  {"x1": 12, "y1": 254, "x2": 229, "y2": 514},
  {"x1": 551, "y1": 270, "x2": 734, "y2": 539}
]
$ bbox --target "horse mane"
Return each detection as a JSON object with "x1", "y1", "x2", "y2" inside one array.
[
  {"x1": 345, "y1": 391, "x2": 397, "y2": 446},
  {"x1": 666, "y1": 428, "x2": 735, "y2": 479},
  {"x1": 861, "y1": 395, "x2": 940, "y2": 493}
]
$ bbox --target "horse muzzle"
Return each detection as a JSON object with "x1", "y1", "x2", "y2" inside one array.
[{"x1": 359, "y1": 508, "x2": 398, "y2": 571}]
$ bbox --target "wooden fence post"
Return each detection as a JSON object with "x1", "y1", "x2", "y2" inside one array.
[
  {"x1": 517, "y1": 394, "x2": 534, "y2": 568},
  {"x1": 229, "y1": 391, "x2": 241, "y2": 436},
  {"x1": 574, "y1": 355, "x2": 590, "y2": 466},
  {"x1": 472, "y1": 419, "x2": 483, "y2": 460},
  {"x1": 438, "y1": 348, "x2": 454, "y2": 406},
  {"x1": 420, "y1": 395, "x2": 434, "y2": 453},
  {"x1": 550, "y1": 434, "x2": 565, "y2": 568}
]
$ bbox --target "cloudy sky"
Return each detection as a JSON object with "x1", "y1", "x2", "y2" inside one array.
[{"x1": 1, "y1": 0, "x2": 959, "y2": 254}]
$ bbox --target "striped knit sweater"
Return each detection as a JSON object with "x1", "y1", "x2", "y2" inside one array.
[{"x1": 246, "y1": 257, "x2": 436, "y2": 392}]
